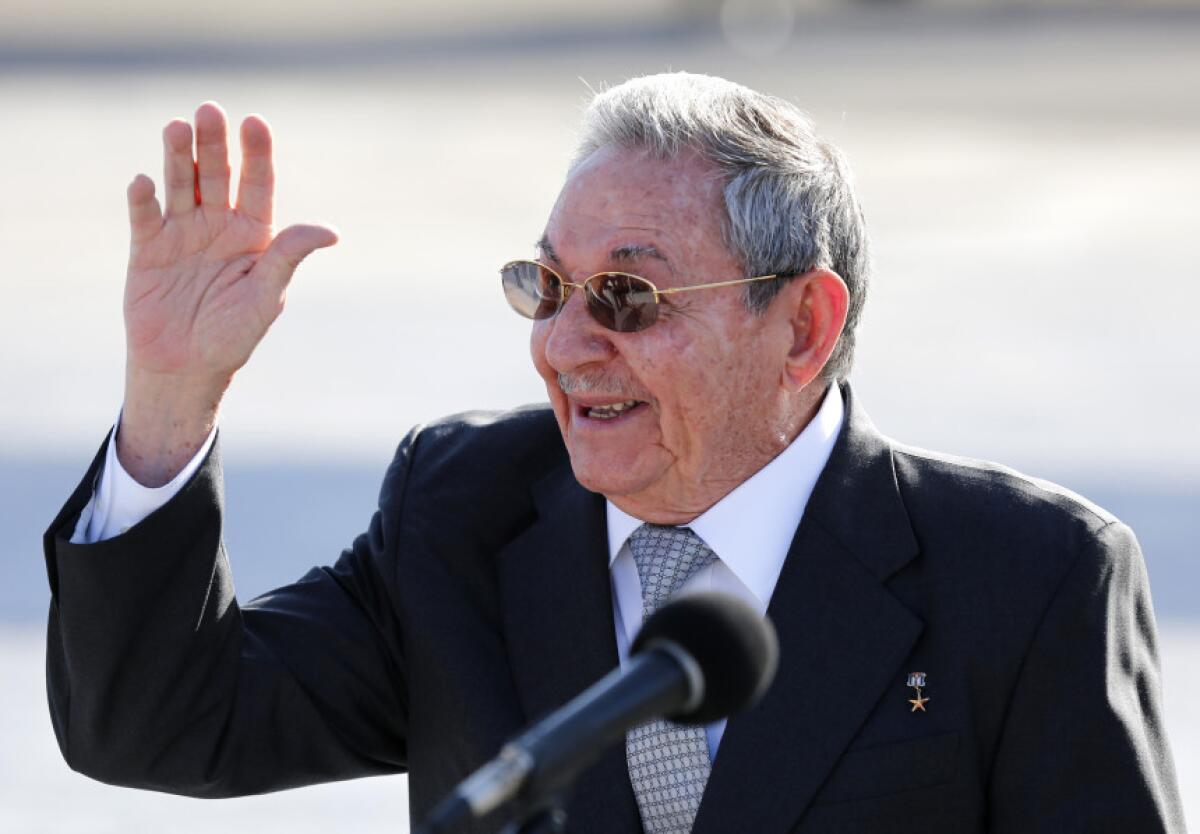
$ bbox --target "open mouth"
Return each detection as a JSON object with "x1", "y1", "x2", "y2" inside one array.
[{"x1": 580, "y1": 399, "x2": 647, "y2": 421}]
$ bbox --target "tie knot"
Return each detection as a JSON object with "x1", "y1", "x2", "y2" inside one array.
[{"x1": 626, "y1": 524, "x2": 717, "y2": 615}]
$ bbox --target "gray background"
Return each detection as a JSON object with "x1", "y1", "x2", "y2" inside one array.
[{"x1": 1, "y1": 0, "x2": 1196, "y2": 830}]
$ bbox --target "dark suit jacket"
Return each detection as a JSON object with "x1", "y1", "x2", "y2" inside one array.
[{"x1": 43, "y1": 386, "x2": 1184, "y2": 833}]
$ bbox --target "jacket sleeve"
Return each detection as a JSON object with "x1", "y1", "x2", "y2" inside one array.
[
  {"x1": 43, "y1": 429, "x2": 417, "y2": 797},
  {"x1": 987, "y1": 520, "x2": 1185, "y2": 832}
]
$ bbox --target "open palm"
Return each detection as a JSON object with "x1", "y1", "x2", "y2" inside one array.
[{"x1": 124, "y1": 103, "x2": 337, "y2": 380}]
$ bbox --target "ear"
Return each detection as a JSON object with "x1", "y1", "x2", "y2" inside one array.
[{"x1": 779, "y1": 268, "x2": 849, "y2": 391}]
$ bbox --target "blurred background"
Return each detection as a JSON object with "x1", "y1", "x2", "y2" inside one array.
[{"x1": 1, "y1": 0, "x2": 1197, "y2": 830}]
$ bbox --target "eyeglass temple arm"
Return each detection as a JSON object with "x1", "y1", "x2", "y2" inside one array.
[{"x1": 653, "y1": 274, "x2": 780, "y2": 296}]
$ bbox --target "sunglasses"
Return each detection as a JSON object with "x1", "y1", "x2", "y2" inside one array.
[{"x1": 501, "y1": 259, "x2": 783, "y2": 333}]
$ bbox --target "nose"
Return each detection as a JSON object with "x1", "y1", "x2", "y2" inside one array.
[{"x1": 540, "y1": 281, "x2": 617, "y2": 373}]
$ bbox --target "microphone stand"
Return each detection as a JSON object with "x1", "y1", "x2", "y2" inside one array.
[{"x1": 498, "y1": 789, "x2": 569, "y2": 834}]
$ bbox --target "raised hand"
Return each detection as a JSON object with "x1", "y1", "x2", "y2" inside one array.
[{"x1": 118, "y1": 103, "x2": 338, "y2": 485}]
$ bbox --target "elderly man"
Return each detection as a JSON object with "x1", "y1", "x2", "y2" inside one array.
[{"x1": 44, "y1": 74, "x2": 1183, "y2": 833}]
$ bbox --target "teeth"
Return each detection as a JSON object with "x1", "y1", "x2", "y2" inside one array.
[{"x1": 587, "y1": 400, "x2": 640, "y2": 420}]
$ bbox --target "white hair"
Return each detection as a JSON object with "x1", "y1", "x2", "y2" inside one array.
[{"x1": 572, "y1": 72, "x2": 870, "y2": 381}]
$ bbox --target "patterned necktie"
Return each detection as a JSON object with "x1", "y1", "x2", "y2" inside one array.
[{"x1": 625, "y1": 523, "x2": 719, "y2": 834}]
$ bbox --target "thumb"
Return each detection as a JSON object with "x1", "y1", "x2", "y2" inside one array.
[{"x1": 254, "y1": 223, "x2": 339, "y2": 297}]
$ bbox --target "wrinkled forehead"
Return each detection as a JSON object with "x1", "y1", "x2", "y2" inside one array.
[
  {"x1": 560, "y1": 145, "x2": 726, "y2": 211},
  {"x1": 543, "y1": 146, "x2": 732, "y2": 272}
]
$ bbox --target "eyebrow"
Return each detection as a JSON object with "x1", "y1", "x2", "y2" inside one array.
[
  {"x1": 535, "y1": 235, "x2": 561, "y2": 266},
  {"x1": 535, "y1": 237, "x2": 669, "y2": 268},
  {"x1": 610, "y1": 243, "x2": 667, "y2": 264}
]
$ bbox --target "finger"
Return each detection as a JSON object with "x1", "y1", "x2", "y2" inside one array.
[
  {"x1": 194, "y1": 102, "x2": 231, "y2": 209},
  {"x1": 127, "y1": 174, "x2": 163, "y2": 243},
  {"x1": 162, "y1": 118, "x2": 197, "y2": 216},
  {"x1": 252, "y1": 223, "x2": 339, "y2": 300},
  {"x1": 236, "y1": 115, "x2": 274, "y2": 224}
]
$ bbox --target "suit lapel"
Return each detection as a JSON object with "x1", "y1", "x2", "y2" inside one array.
[
  {"x1": 495, "y1": 464, "x2": 643, "y2": 833},
  {"x1": 692, "y1": 385, "x2": 924, "y2": 834}
]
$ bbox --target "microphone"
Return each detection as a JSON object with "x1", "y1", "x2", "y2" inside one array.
[{"x1": 415, "y1": 592, "x2": 779, "y2": 834}]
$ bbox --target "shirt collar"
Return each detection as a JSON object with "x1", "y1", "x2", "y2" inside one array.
[{"x1": 605, "y1": 384, "x2": 845, "y2": 606}]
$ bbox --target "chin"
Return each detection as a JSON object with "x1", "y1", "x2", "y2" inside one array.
[{"x1": 565, "y1": 449, "x2": 655, "y2": 499}]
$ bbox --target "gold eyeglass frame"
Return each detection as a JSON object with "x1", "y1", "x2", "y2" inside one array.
[{"x1": 502, "y1": 258, "x2": 782, "y2": 325}]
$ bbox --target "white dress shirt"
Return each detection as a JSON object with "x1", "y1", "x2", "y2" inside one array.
[
  {"x1": 606, "y1": 384, "x2": 844, "y2": 759},
  {"x1": 70, "y1": 388, "x2": 844, "y2": 762},
  {"x1": 70, "y1": 418, "x2": 218, "y2": 544}
]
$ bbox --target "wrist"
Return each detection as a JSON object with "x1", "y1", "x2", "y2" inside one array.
[{"x1": 118, "y1": 365, "x2": 230, "y2": 487}]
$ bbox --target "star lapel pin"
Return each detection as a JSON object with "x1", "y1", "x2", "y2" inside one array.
[{"x1": 906, "y1": 672, "x2": 930, "y2": 712}]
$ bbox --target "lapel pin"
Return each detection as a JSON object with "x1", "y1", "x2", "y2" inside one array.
[{"x1": 906, "y1": 671, "x2": 930, "y2": 712}]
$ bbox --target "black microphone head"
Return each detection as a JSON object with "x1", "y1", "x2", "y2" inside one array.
[{"x1": 631, "y1": 591, "x2": 779, "y2": 725}]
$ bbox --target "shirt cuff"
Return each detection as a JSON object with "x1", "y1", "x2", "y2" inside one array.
[{"x1": 70, "y1": 417, "x2": 219, "y2": 544}]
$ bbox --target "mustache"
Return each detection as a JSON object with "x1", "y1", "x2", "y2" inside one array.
[{"x1": 557, "y1": 371, "x2": 647, "y2": 401}]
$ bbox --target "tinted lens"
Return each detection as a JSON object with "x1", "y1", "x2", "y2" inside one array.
[
  {"x1": 501, "y1": 261, "x2": 563, "y2": 320},
  {"x1": 586, "y1": 273, "x2": 658, "y2": 333}
]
